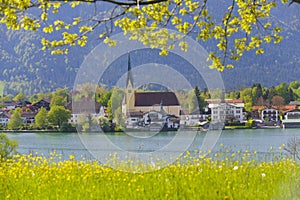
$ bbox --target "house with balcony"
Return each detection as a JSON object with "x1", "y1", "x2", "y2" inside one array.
[{"x1": 207, "y1": 99, "x2": 245, "y2": 123}]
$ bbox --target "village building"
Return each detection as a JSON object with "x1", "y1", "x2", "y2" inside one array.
[
  {"x1": 207, "y1": 99, "x2": 245, "y2": 123},
  {"x1": 66, "y1": 100, "x2": 103, "y2": 124},
  {"x1": 282, "y1": 108, "x2": 300, "y2": 128},
  {"x1": 2, "y1": 101, "x2": 22, "y2": 110},
  {"x1": 32, "y1": 98, "x2": 51, "y2": 111},
  {"x1": 261, "y1": 108, "x2": 279, "y2": 122},
  {"x1": 251, "y1": 105, "x2": 297, "y2": 123},
  {"x1": 180, "y1": 108, "x2": 210, "y2": 126},
  {"x1": 21, "y1": 112, "x2": 37, "y2": 124},
  {"x1": 0, "y1": 111, "x2": 10, "y2": 126}
]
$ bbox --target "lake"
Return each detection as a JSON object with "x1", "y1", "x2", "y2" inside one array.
[{"x1": 5, "y1": 128, "x2": 300, "y2": 161}]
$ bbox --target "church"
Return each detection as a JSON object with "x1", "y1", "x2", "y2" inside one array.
[{"x1": 121, "y1": 54, "x2": 181, "y2": 118}]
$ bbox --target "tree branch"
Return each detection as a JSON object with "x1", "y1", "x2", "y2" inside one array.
[{"x1": 49, "y1": 0, "x2": 168, "y2": 6}]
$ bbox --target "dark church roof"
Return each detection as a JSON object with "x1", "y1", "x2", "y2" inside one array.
[{"x1": 134, "y1": 92, "x2": 179, "y2": 107}]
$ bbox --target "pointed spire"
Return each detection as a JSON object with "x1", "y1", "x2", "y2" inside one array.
[{"x1": 126, "y1": 52, "x2": 134, "y2": 88}]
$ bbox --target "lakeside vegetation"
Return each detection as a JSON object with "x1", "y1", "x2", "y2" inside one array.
[{"x1": 1, "y1": 149, "x2": 299, "y2": 199}]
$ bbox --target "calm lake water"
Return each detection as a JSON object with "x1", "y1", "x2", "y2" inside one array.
[{"x1": 5, "y1": 128, "x2": 300, "y2": 161}]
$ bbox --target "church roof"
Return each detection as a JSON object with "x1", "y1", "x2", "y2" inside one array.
[{"x1": 134, "y1": 92, "x2": 180, "y2": 107}]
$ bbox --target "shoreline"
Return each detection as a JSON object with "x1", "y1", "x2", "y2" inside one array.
[{"x1": 1, "y1": 129, "x2": 60, "y2": 133}]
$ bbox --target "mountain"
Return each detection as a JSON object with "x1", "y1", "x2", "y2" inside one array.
[{"x1": 0, "y1": 3, "x2": 299, "y2": 95}]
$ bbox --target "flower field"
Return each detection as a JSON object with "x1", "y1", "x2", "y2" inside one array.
[{"x1": 1, "y1": 151, "x2": 300, "y2": 199}]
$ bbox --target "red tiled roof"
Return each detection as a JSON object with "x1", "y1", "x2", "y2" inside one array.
[
  {"x1": 252, "y1": 105, "x2": 297, "y2": 112},
  {"x1": 206, "y1": 99, "x2": 243, "y2": 104},
  {"x1": 273, "y1": 105, "x2": 297, "y2": 111},
  {"x1": 284, "y1": 108, "x2": 300, "y2": 113},
  {"x1": 252, "y1": 106, "x2": 264, "y2": 111},
  {"x1": 134, "y1": 92, "x2": 180, "y2": 107}
]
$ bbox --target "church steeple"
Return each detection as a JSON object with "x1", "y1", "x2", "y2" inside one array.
[
  {"x1": 126, "y1": 53, "x2": 134, "y2": 88},
  {"x1": 123, "y1": 52, "x2": 135, "y2": 112}
]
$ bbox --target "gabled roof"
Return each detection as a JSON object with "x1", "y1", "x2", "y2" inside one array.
[
  {"x1": 252, "y1": 106, "x2": 264, "y2": 111},
  {"x1": 0, "y1": 112, "x2": 11, "y2": 118},
  {"x1": 206, "y1": 99, "x2": 243, "y2": 104},
  {"x1": 252, "y1": 105, "x2": 297, "y2": 112},
  {"x1": 284, "y1": 108, "x2": 300, "y2": 114},
  {"x1": 3, "y1": 101, "x2": 20, "y2": 107},
  {"x1": 273, "y1": 105, "x2": 297, "y2": 111},
  {"x1": 289, "y1": 101, "x2": 300, "y2": 106},
  {"x1": 32, "y1": 98, "x2": 51, "y2": 106},
  {"x1": 21, "y1": 112, "x2": 37, "y2": 118},
  {"x1": 207, "y1": 99, "x2": 244, "y2": 109},
  {"x1": 134, "y1": 92, "x2": 180, "y2": 107}
]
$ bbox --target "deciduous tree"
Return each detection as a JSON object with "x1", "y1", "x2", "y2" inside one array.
[
  {"x1": 47, "y1": 106, "x2": 71, "y2": 128},
  {"x1": 50, "y1": 96, "x2": 67, "y2": 107},
  {"x1": 7, "y1": 108, "x2": 23, "y2": 130},
  {"x1": 35, "y1": 107, "x2": 48, "y2": 129},
  {"x1": 0, "y1": 0, "x2": 295, "y2": 70},
  {"x1": 271, "y1": 95, "x2": 285, "y2": 106}
]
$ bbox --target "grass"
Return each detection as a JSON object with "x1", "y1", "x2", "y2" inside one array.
[{"x1": 0, "y1": 150, "x2": 300, "y2": 199}]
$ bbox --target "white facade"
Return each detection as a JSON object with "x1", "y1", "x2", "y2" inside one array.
[
  {"x1": 0, "y1": 117, "x2": 9, "y2": 126},
  {"x1": 69, "y1": 113, "x2": 101, "y2": 124},
  {"x1": 208, "y1": 100, "x2": 245, "y2": 123},
  {"x1": 285, "y1": 111, "x2": 300, "y2": 120},
  {"x1": 261, "y1": 108, "x2": 278, "y2": 122}
]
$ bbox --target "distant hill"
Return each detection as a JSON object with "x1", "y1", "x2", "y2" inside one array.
[{"x1": 0, "y1": 3, "x2": 299, "y2": 94}]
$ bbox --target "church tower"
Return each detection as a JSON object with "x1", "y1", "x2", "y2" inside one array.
[{"x1": 122, "y1": 53, "x2": 135, "y2": 115}]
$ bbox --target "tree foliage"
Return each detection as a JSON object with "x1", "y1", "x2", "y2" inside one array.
[
  {"x1": 47, "y1": 105, "x2": 71, "y2": 128},
  {"x1": 7, "y1": 108, "x2": 23, "y2": 130},
  {"x1": 35, "y1": 107, "x2": 48, "y2": 129},
  {"x1": 50, "y1": 96, "x2": 67, "y2": 107},
  {"x1": 0, "y1": 133, "x2": 18, "y2": 160},
  {"x1": 107, "y1": 88, "x2": 124, "y2": 120},
  {"x1": 0, "y1": 0, "x2": 294, "y2": 70}
]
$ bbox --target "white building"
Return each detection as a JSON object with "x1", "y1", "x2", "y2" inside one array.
[
  {"x1": 0, "y1": 112, "x2": 10, "y2": 126},
  {"x1": 282, "y1": 108, "x2": 300, "y2": 128},
  {"x1": 69, "y1": 113, "x2": 102, "y2": 124},
  {"x1": 207, "y1": 99, "x2": 245, "y2": 123},
  {"x1": 261, "y1": 108, "x2": 279, "y2": 122}
]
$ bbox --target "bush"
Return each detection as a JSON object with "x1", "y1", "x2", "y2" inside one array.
[
  {"x1": 98, "y1": 116, "x2": 112, "y2": 132},
  {"x1": 0, "y1": 133, "x2": 18, "y2": 160},
  {"x1": 245, "y1": 119, "x2": 255, "y2": 128},
  {"x1": 60, "y1": 122, "x2": 76, "y2": 132}
]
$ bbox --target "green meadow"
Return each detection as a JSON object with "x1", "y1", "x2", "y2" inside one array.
[{"x1": 1, "y1": 150, "x2": 300, "y2": 199}]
